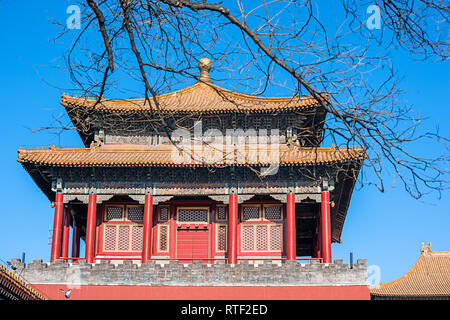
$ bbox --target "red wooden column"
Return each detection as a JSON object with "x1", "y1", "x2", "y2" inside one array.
[
  {"x1": 61, "y1": 204, "x2": 71, "y2": 260},
  {"x1": 286, "y1": 192, "x2": 296, "y2": 261},
  {"x1": 50, "y1": 193, "x2": 64, "y2": 263},
  {"x1": 72, "y1": 216, "x2": 80, "y2": 262},
  {"x1": 141, "y1": 194, "x2": 154, "y2": 263},
  {"x1": 314, "y1": 217, "x2": 322, "y2": 259},
  {"x1": 227, "y1": 193, "x2": 238, "y2": 265},
  {"x1": 85, "y1": 193, "x2": 97, "y2": 264},
  {"x1": 321, "y1": 191, "x2": 332, "y2": 263}
]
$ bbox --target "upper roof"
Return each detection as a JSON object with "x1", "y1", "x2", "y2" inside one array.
[
  {"x1": 61, "y1": 58, "x2": 328, "y2": 114},
  {"x1": 61, "y1": 83, "x2": 328, "y2": 114},
  {"x1": 370, "y1": 243, "x2": 450, "y2": 299},
  {"x1": 17, "y1": 144, "x2": 364, "y2": 167}
]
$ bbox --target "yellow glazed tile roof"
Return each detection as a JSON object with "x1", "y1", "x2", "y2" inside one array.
[
  {"x1": 18, "y1": 144, "x2": 364, "y2": 167},
  {"x1": 371, "y1": 243, "x2": 450, "y2": 298},
  {"x1": 61, "y1": 83, "x2": 329, "y2": 114},
  {"x1": 0, "y1": 264, "x2": 46, "y2": 300}
]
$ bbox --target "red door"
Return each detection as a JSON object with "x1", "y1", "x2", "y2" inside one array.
[{"x1": 176, "y1": 229, "x2": 209, "y2": 263}]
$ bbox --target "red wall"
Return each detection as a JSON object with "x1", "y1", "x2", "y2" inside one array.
[{"x1": 33, "y1": 284, "x2": 370, "y2": 300}]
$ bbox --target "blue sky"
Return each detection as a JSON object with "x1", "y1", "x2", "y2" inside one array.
[{"x1": 0, "y1": 1, "x2": 448, "y2": 285}]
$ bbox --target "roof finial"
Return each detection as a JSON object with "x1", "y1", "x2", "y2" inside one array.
[
  {"x1": 197, "y1": 57, "x2": 212, "y2": 84},
  {"x1": 421, "y1": 242, "x2": 432, "y2": 255}
]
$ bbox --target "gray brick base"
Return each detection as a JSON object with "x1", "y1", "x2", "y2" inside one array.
[{"x1": 10, "y1": 258, "x2": 368, "y2": 287}]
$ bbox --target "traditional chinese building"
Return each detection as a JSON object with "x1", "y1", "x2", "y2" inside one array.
[
  {"x1": 371, "y1": 243, "x2": 450, "y2": 300},
  {"x1": 15, "y1": 58, "x2": 369, "y2": 300}
]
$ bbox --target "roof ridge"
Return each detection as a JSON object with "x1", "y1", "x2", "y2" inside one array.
[
  {"x1": 61, "y1": 83, "x2": 328, "y2": 104},
  {"x1": 428, "y1": 251, "x2": 450, "y2": 256}
]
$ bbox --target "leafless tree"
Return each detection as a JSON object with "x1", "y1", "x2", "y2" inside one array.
[{"x1": 45, "y1": 0, "x2": 449, "y2": 199}]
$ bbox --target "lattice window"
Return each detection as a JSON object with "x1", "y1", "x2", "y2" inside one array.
[
  {"x1": 216, "y1": 205, "x2": 227, "y2": 221},
  {"x1": 104, "y1": 225, "x2": 117, "y2": 251},
  {"x1": 168, "y1": 169, "x2": 177, "y2": 182},
  {"x1": 118, "y1": 226, "x2": 130, "y2": 250},
  {"x1": 256, "y1": 225, "x2": 268, "y2": 251},
  {"x1": 269, "y1": 225, "x2": 282, "y2": 251},
  {"x1": 263, "y1": 117, "x2": 272, "y2": 129},
  {"x1": 178, "y1": 208, "x2": 209, "y2": 222},
  {"x1": 264, "y1": 205, "x2": 282, "y2": 220},
  {"x1": 204, "y1": 117, "x2": 218, "y2": 130},
  {"x1": 242, "y1": 225, "x2": 255, "y2": 251},
  {"x1": 102, "y1": 224, "x2": 144, "y2": 252},
  {"x1": 252, "y1": 117, "x2": 261, "y2": 130},
  {"x1": 159, "y1": 206, "x2": 170, "y2": 221},
  {"x1": 105, "y1": 206, "x2": 123, "y2": 221},
  {"x1": 242, "y1": 117, "x2": 249, "y2": 130},
  {"x1": 242, "y1": 205, "x2": 260, "y2": 220},
  {"x1": 287, "y1": 117, "x2": 296, "y2": 128},
  {"x1": 216, "y1": 224, "x2": 227, "y2": 252},
  {"x1": 158, "y1": 225, "x2": 169, "y2": 252},
  {"x1": 131, "y1": 226, "x2": 143, "y2": 251},
  {"x1": 127, "y1": 206, "x2": 144, "y2": 222},
  {"x1": 241, "y1": 224, "x2": 283, "y2": 252}
]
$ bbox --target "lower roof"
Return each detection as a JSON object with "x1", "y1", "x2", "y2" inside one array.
[
  {"x1": 17, "y1": 144, "x2": 365, "y2": 167},
  {"x1": 0, "y1": 264, "x2": 46, "y2": 300}
]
